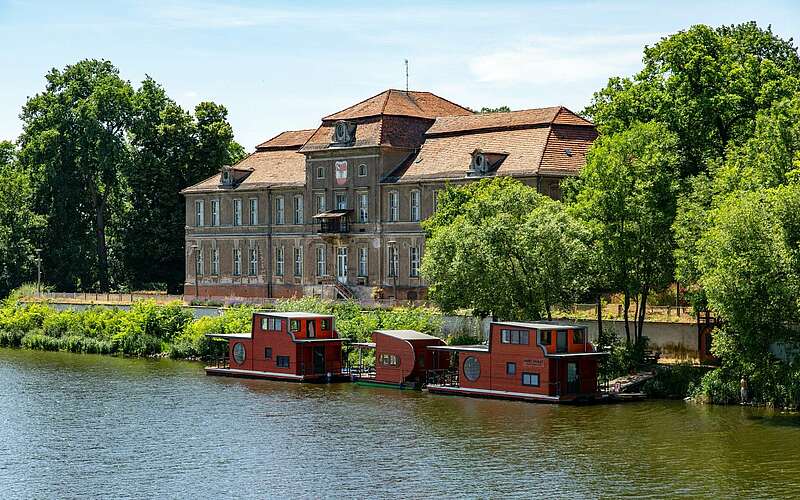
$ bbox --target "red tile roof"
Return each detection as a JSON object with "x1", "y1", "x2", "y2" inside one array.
[
  {"x1": 426, "y1": 106, "x2": 592, "y2": 136},
  {"x1": 256, "y1": 129, "x2": 315, "y2": 150},
  {"x1": 323, "y1": 89, "x2": 472, "y2": 120}
]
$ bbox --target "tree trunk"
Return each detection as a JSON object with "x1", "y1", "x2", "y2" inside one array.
[
  {"x1": 545, "y1": 302, "x2": 552, "y2": 321},
  {"x1": 623, "y1": 291, "x2": 631, "y2": 344},
  {"x1": 93, "y1": 191, "x2": 109, "y2": 292},
  {"x1": 596, "y1": 293, "x2": 603, "y2": 336},
  {"x1": 637, "y1": 285, "x2": 649, "y2": 345}
]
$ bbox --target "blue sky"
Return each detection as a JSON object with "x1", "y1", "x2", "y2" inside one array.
[{"x1": 1, "y1": 0, "x2": 798, "y2": 149}]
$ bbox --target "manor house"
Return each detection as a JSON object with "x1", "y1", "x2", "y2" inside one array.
[{"x1": 181, "y1": 89, "x2": 597, "y2": 301}]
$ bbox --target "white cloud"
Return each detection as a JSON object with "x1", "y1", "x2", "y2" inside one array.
[{"x1": 469, "y1": 33, "x2": 662, "y2": 85}]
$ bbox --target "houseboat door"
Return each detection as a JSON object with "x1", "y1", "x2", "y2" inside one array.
[
  {"x1": 336, "y1": 247, "x2": 348, "y2": 284},
  {"x1": 566, "y1": 362, "x2": 580, "y2": 393},
  {"x1": 313, "y1": 346, "x2": 325, "y2": 374},
  {"x1": 556, "y1": 331, "x2": 568, "y2": 353}
]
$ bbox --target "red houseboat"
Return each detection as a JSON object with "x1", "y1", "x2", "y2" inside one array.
[
  {"x1": 426, "y1": 321, "x2": 607, "y2": 403},
  {"x1": 351, "y1": 330, "x2": 450, "y2": 389},
  {"x1": 205, "y1": 311, "x2": 347, "y2": 382}
]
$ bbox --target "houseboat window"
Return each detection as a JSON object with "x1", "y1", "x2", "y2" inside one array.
[
  {"x1": 506, "y1": 362, "x2": 516, "y2": 375},
  {"x1": 276, "y1": 356, "x2": 290, "y2": 368},
  {"x1": 500, "y1": 329, "x2": 529, "y2": 345},
  {"x1": 539, "y1": 330, "x2": 552, "y2": 345},
  {"x1": 290, "y1": 319, "x2": 300, "y2": 332},
  {"x1": 307, "y1": 320, "x2": 316, "y2": 338},
  {"x1": 463, "y1": 356, "x2": 480, "y2": 381},
  {"x1": 261, "y1": 318, "x2": 269, "y2": 330},
  {"x1": 522, "y1": 372, "x2": 540, "y2": 387},
  {"x1": 380, "y1": 354, "x2": 399, "y2": 366},
  {"x1": 265, "y1": 347, "x2": 272, "y2": 359},
  {"x1": 232, "y1": 343, "x2": 246, "y2": 365},
  {"x1": 321, "y1": 318, "x2": 330, "y2": 330},
  {"x1": 573, "y1": 329, "x2": 585, "y2": 344},
  {"x1": 263, "y1": 317, "x2": 283, "y2": 331}
]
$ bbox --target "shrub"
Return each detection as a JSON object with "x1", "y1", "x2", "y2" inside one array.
[
  {"x1": 447, "y1": 333, "x2": 482, "y2": 346},
  {"x1": 0, "y1": 329, "x2": 24, "y2": 347},
  {"x1": 42, "y1": 310, "x2": 83, "y2": 338},
  {"x1": 642, "y1": 363, "x2": 708, "y2": 398},
  {"x1": 21, "y1": 331, "x2": 60, "y2": 351}
]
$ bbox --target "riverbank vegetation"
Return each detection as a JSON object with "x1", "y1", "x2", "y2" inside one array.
[{"x1": 0, "y1": 295, "x2": 442, "y2": 361}]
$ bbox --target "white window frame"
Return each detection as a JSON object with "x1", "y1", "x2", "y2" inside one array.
[
  {"x1": 357, "y1": 163, "x2": 368, "y2": 177},
  {"x1": 358, "y1": 191, "x2": 368, "y2": 223},
  {"x1": 358, "y1": 247, "x2": 368, "y2": 277},
  {"x1": 275, "y1": 196, "x2": 285, "y2": 225},
  {"x1": 211, "y1": 199, "x2": 220, "y2": 226},
  {"x1": 409, "y1": 246, "x2": 420, "y2": 277},
  {"x1": 249, "y1": 198, "x2": 258, "y2": 226},
  {"x1": 275, "y1": 246, "x2": 284, "y2": 276},
  {"x1": 389, "y1": 191, "x2": 399, "y2": 222},
  {"x1": 316, "y1": 165, "x2": 325, "y2": 179},
  {"x1": 315, "y1": 192, "x2": 326, "y2": 214},
  {"x1": 233, "y1": 248, "x2": 242, "y2": 276},
  {"x1": 211, "y1": 247, "x2": 219, "y2": 275},
  {"x1": 316, "y1": 246, "x2": 326, "y2": 277},
  {"x1": 195, "y1": 200, "x2": 204, "y2": 227},
  {"x1": 293, "y1": 247, "x2": 303, "y2": 277},
  {"x1": 233, "y1": 199, "x2": 242, "y2": 226},
  {"x1": 432, "y1": 189, "x2": 439, "y2": 213},
  {"x1": 335, "y1": 192, "x2": 347, "y2": 210},
  {"x1": 195, "y1": 246, "x2": 204, "y2": 276},
  {"x1": 388, "y1": 245, "x2": 399, "y2": 277},
  {"x1": 293, "y1": 195, "x2": 304, "y2": 225},
  {"x1": 249, "y1": 247, "x2": 258, "y2": 276},
  {"x1": 410, "y1": 190, "x2": 420, "y2": 222}
]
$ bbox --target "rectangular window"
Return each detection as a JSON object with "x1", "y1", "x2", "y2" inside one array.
[
  {"x1": 388, "y1": 245, "x2": 399, "y2": 277},
  {"x1": 501, "y1": 329, "x2": 529, "y2": 345},
  {"x1": 248, "y1": 247, "x2": 258, "y2": 276},
  {"x1": 195, "y1": 200, "x2": 204, "y2": 227},
  {"x1": 358, "y1": 192, "x2": 368, "y2": 223},
  {"x1": 293, "y1": 247, "x2": 303, "y2": 277},
  {"x1": 293, "y1": 195, "x2": 303, "y2": 225},
  {"x1": 290, "y1": 319, "x2": 300, "y2": 332},
  {"x1": 249, "y1": 198, "x2": 258, "y2": 225},
  {"x1": 522, "y1": 373, "x2": 540, "y2": 387},
  {"x1": 507, "y1": 362, "x2": 516, "y2": 375},
  {"x1": 315, "y1": 192, "x2": 326, "y2": 214},
  {"x1": 211, "y1": 247, "x2": 219, "y2": 275},
  {"x1": 410, "y1": 190, "x2": 420, "y2": 222},
  {"x1": 389, "y1": 191, "x2": 399, "y2": 221},
  {"x1": 316, "y1": 246, "x2": 326, "y2": 276},
  {"x1": 358, "y1": 163, "x2": 368, "y2": 177},
  {"x1": 276, "y1": 356, "x2": 290, "y2": 368},
  {"x1": 275, "y1": 197, "x2": 285, "y2": 225},
  {"x1": 380, "y1": 353, "x2": 399, "y2": 366},
  {"x1": 358, "y1": 247, "x2": 368, "y2": 277},
  {"x1": 335, "y1": 192, "x2": 347, "y2": 210},
  {"x1": 316, "y1": 165, "x2": 325, "y2": 179},
  {"x1": 265, "y1": 347, "x2": 272, "y2": 359},
  {"x1": 539, "y1": 330, "x2": 552, "y2": 345},
  {"x1": 211, "y1": 199, "x2": 220, "y2": 226},
  {"x1": 275, "y1": 246, "x2": 284, "y2": 276},
  {"x1": 409, "y1": 246, "x2": 420, "y2": 277},
  {"x1": 321, "y1": 318, "x2": 330, "y2": 330},
  {"x1": 263, "y1": 317, "x2": 283, "y2": 331},
  {"x1": 195, "y1": 247, "x2": 204, "y2": 276},
  {"x1": 573, "y1": 329, "x2": 585, "y2": 344},
  {"x1": 432, "y1": 190, "x2": 439, "y2": 213},
  {"x1": 501, "y1": 329, "x2": 510, "y2": 344},
  {"x1": 233, "y1": 199, "x2": 242, "y2": 226},
  {"x1": 232, "y1": 248, "x2": 241, "y2": 276}
]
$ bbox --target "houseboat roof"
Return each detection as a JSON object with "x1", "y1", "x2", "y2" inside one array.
[
  {"x1": 294, "y1": 338, "x2": 348, "y2": 343},
  {"x1": 204, "y1": 333, "x2": 251, "y2": 339},
  {"x1": 375, "y1": 330, "x2": 442, "y2": 341},
  {"x1": 256, "y1": 311, "x2": 334, "y2": 319},
  {"x1": 495, "y1": 321, "x2": 585, "y2": 330},
  {"x1": 546, "y1": 351, "x2": 609, "y2": 357},
  {"x1": 428, "y1": 344, "x2": 489, "y2": 353}
]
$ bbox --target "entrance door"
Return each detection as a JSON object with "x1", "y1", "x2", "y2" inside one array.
[
  {"x1": 566, "y1": 362, "x2": 580, "y2": 393},
  {"x1": 556, "y1": 330, "x2": 568, "y2": 353},
  {"x1": 336, "y1": 247, "x2": 348, "y2": 283},
  {"x1": 313, "y1": 346, "x2": 325, "y2": 374}
]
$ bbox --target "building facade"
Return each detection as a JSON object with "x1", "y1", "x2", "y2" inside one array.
[{"x1": 181, "y1": 89, "x2": 597, "y2": 301}]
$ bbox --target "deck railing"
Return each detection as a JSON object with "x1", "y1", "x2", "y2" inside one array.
[{"x1": 426, "y1": 369, "x2": 459, "y2": 387}]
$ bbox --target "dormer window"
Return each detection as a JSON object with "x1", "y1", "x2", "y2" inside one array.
[
  {"x1": 219, "y1": 165, "x2": 253, "y2": 187},
  {"x1": 221, "y1": 168, "x2": 232, "y2": 186},
  {"x1": 468, "y1": 149, "x2": 508, "y2": 177},
  {"x1": 331, "y1": 120, "x2": 356, "y2": 146}
]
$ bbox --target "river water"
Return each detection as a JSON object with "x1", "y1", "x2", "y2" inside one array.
[{"x1": 1, "y1": 348, "x2": 799, "y2": 499}]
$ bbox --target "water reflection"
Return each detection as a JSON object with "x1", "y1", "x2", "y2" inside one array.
[{"x1": 1, "y1": 348, "x2": 798, "y2": 499}]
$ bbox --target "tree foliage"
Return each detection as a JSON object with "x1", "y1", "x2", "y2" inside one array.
[{"x1": 422, "y1": 177, "x2": 589, "y2": 320}]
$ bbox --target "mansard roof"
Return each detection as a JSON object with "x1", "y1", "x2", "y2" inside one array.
[
  {"x1": 322, "y1": 89, "x2": 472, "y2": 121},
  {"x1": 388, "y1": 108, "x2": 597, "y2": 183}
]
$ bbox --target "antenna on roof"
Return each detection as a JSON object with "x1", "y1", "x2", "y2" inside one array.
[{"x1": 404, "y1": 59, "x2": 409, "y2": 92}]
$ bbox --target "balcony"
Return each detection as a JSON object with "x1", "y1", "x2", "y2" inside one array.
[{"x1": 313, "y1": 209, "x2": 352, "y2": 234}]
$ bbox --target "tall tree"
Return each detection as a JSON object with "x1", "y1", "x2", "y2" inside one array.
[
  {"x1": 422, "y1": 177, "x2": 589, "y2": 320},
  {"x1": 0, "y1": 141, "x2": 45, "y2": 297},
  {"x1": 567, "y1": 122, "x2": 681, "y2": 343},
  {"x1": 18, "y1": 60, "x2": 134, "y2": 291}
]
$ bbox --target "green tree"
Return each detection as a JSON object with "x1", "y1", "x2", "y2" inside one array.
[
  {"x1": 0, "y1": 142, "x2": 45, "y2": 297},
  {"x1": 422, "y1": 177, "x2": 589, "y2": 320},
  {"x1": 18, "y1": 59, "x2": 135, "y2": 291},
  {"x1": 586, "y1": 22, "x2": 800, "y2": 178},
  {"x1": 567, "y1": 122, "x2": 681, "y2": 343},
  {"x1": 479, "y1": 106, "x2": 511, "y2": 113}
]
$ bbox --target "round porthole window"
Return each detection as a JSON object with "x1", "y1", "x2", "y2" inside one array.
[
  {"x1": 463, "y1": 356, "x2": 480, "y2": 381},
  {"x1": 232, "y1": 342, "x2": 246, "y2": 365}
]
